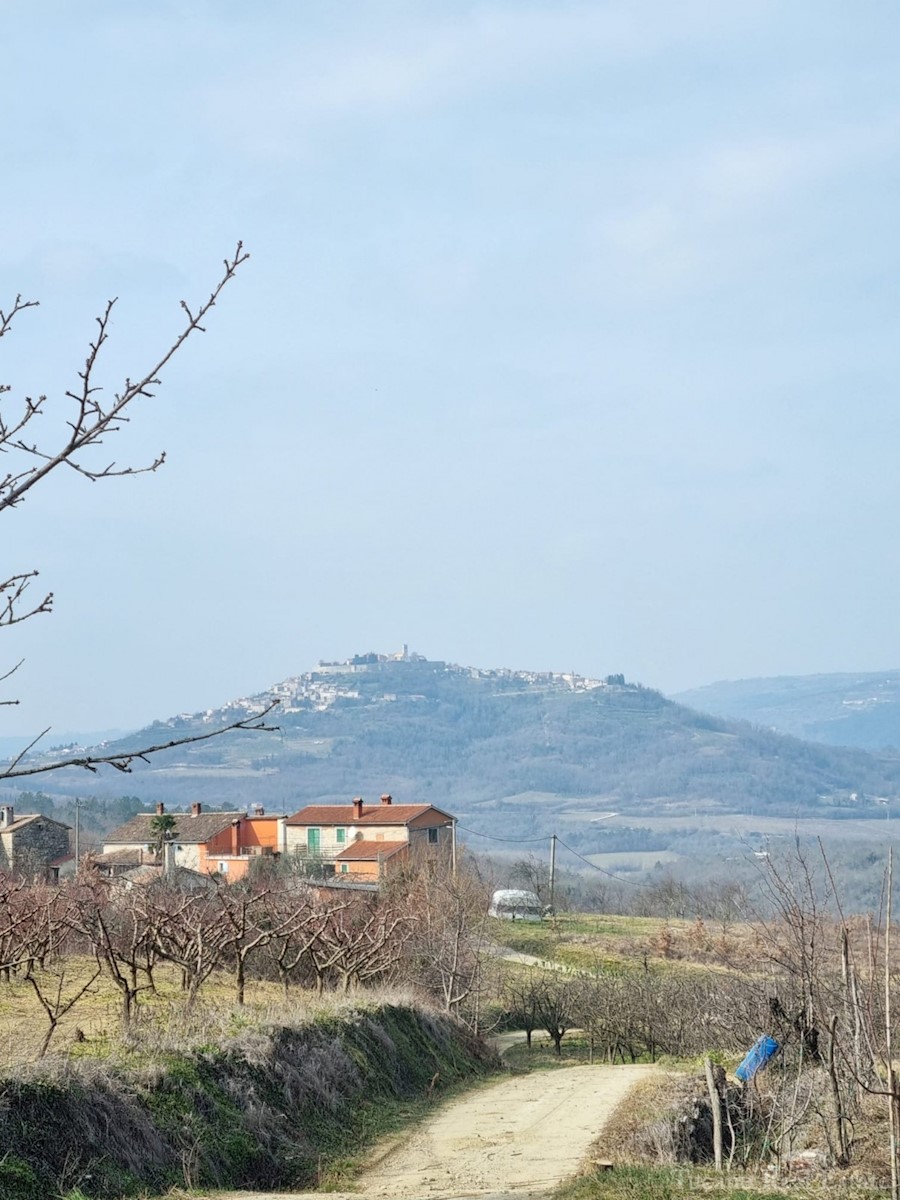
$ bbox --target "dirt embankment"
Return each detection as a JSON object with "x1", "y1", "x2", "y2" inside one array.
[{"x1": 219, "y1": 1062, "x2": 654, "y2": 1200}]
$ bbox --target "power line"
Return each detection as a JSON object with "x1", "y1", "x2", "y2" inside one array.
[
  {"x1": 554, "y1": 835, "x2": 644, "y2": 887},
  {"x1": 456, "y1": 824, "x2": 548, "y2": 845},
  {"x1": 457, "y1": 823, "x2": 647, "y2": 887}
]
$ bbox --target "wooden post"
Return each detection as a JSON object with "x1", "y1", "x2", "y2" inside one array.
[
  {"x1": 705, "y1": 1056, "x2": 723, "y2": 1171},
  {"x1": 886, "y1": 849, "x2": 898, "y2": 1200}
]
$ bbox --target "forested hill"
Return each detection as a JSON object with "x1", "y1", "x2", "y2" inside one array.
[
  {"x1": 30, "y1": 656, "x2": 900, "y2": 829},
  {"x1": 673, "y1": 669, "x2": 900, "y2": 751}
]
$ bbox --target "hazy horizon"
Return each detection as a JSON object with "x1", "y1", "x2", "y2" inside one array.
[{"x1": 5, "y1": 3, "x2": 900, "y2": 736}]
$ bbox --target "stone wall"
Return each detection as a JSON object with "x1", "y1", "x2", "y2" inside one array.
[{"x1": 11, "y1": 818, "x2": 69, "y2": 877}]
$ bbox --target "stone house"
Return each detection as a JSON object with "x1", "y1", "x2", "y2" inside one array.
[{"x1": 0, "y1": 804, "x2": 72, "y2": 881}]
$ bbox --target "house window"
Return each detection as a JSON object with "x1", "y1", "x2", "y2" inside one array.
[
  {"x1": 218, "y1": 861, "x2": 228, "y2": 873},
  {"x1": 336, "y1": 828, "x2": 346, "y2": 844},
  {"x1": 340, "y1": 863, "x2": 349, "y2": 873},
  {"x1": 428, "y1": 828, "x2": 439, "y2": 844},
  {"x1": 307, "y1": 828, "x2": 320, "y2": 851}
]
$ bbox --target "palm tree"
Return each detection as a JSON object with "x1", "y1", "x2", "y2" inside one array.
[{"x1": 148, "y1": 813, "x2": 177, "y2": 868}]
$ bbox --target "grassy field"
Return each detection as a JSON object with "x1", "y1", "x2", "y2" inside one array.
[
  {"x1": 489, "y1": 910, "x2": 756, "y2": 973},
  {"x1": 0, "y1": 912, "x2": 714, "y2": 1068},
  {"x1": 552, "y1": 1166, "x2": 886, "y2": 1200},
  {"x1": 0, "y1": 959, "x2": 300, "y2": 1066}
]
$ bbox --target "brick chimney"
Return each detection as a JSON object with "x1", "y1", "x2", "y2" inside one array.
[
  {"x1": 352, "y1": 797, "x2": 364, "y2": 820},
  {"x1": 231, "y1": 819, "x2": 240, "y2": 856},
  {"x1": 191, "y1": 802, "x2": 202, "y2": 818},
  {"x1": 155, "y1": 802, "x2": 165, "y2": 816},
  {"x1": 380, "y1": 793, "x2": 392, "y2": 806}
]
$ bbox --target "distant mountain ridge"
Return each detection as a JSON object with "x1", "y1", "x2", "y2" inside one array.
[
  {"x1": 672, "y1": 670, "x2": 900, "y2": 750},
  {"x1": 28, "y1": 654, "x2": 900, "y2": 841}
]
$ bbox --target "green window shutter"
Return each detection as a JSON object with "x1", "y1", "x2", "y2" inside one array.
[
  {"x1": 336, "y1": 828, "x2": 346, "y2": 843},
  {"x1": 307, "y1": 828, "x2": 320, "y2": 851}
]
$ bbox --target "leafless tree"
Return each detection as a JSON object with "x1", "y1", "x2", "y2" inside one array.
[
  {"x1": 535, "y1": 974, "x2": 578, "y2": 1056},
  {"x1": 401, "y1": 863, "x2": 492, "y2": 1026},
  {"x1": 208, "y1": 881, "x2": 289, "y2": 1005},
  {"x1": 501, "y1": 966, "x2": 545, "y2": 1048},
  {"x1": 0, "y1": 246, "x2": 278, "y2": 777},
  {"x1": 14, "y1": 884, "x2": 99, "y2": 1055},
  {"x1": 261, "y1": 886, "x2": 342, "y2": 995},
  {"x1": 139, "y1": 884, "x2": 224, "y2": 1005},
  {"x1": 0, "y1": 874, "x2": 34, "y2": 981},
  {"x1": 304, "y1": 891, "x2": 411, "y2": 993},
  {"x1": 508, "y1": 855, "x2": 550, "y2": 906},
  {"x1": 70, "y1": 877, "x2": 156, "y2": 1024}
]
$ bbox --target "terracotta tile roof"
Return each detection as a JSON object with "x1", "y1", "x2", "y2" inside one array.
[
  {"x1": 287, "y1": 804, "x2": 452, "y2": 827},
  {"x1": 335, "y1": 840, "x2": 408, "y2": 862},
  {"x1": 104, "y1": 811, "x2": 244, "y2": 845}
]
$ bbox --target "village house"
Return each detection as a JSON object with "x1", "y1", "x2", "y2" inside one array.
[
  {"x1": 0, "y1": 804, "x2": 72, "y2": 881},
  {"x1": 285, "y1": 794, "x2": 455, "y2": 881},
  {"x1": 100, "y1": 802, "x2": 286, "y2": 881}
]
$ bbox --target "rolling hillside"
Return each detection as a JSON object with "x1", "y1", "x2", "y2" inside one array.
[
  {"x1": 673, "y1": 670, "x2": 900, "y2": 750},
  {"x1": 24, "y1": 656, "x2": 900, "y2": 850}
]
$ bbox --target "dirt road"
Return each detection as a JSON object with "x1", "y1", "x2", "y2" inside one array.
[{"x1": 217, "y1": 1062, "x2": 652, "y2": 1200}]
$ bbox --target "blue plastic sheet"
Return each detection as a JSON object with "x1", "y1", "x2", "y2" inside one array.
[{"x1": 735, "y1": 1035, "x2": 779, "y2": 1082}]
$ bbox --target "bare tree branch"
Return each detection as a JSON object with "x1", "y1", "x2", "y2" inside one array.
[
  {"x1": 0, "y1": 244, "x2": 248, "y2": 637},
  {"x1": 0, "y1": 246, "x2": 271, "y2": 777},
  {"x1": 0, "y1": 700, "x2": 280, "y2": 779},
  {"x1": 0, "y1": 243, "x2": 248, "y2": 509}
]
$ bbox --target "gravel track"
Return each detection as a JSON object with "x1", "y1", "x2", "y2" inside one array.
[{"x1": 216, "y1": 1062, "x2": 653, "y2": 1200}]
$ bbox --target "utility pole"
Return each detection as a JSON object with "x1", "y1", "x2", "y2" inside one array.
[
  {"x1": 549, "y1": 833, "x2": 557, "y2": 913},
  {"x1": 73, "y1": 798, "x2": 84, "y2": 870},
  {"x1": 451, "y1": 819, "x2": 458, "y2": 877}
]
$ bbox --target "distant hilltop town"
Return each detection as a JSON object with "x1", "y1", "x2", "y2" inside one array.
[
  {"x1": 165, "y1": 649, "x2": 624, "y2": 728},
  {"x1": 314, "y1": 645, "x2": 433, "y2": 671}
]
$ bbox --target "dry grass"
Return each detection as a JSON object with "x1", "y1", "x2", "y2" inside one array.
[
  {"x1": 0, "y1": 994, "x2": 497, "y2": 1199},
  {"x1": 597, "y1": 1070, "x2": 699, "y2": 1165},
  {"x1": 0, "y1": 956, "x2": 426, "y2": 1068}
]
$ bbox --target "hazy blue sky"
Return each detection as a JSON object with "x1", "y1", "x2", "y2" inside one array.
[{"x1": 3, "y1": 1, "x2": 900, "y2": 736}]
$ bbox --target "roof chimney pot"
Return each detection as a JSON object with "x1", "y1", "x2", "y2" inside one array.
[
  {"x1": 352, "y1": 797, "x2": 364, "y2": 819},
  {"x1": 155, "y1": 802, "x2": 165, "y2": 816},
  {"x1": 380, "y1": 793, "x2": 392, "y2": 806},
  {"x1": 191, "y1": 802, "x2": 201, "y2": 818}
]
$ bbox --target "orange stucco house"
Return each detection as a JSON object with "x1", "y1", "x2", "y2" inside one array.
[
  {"x1": 285, "y1": 794, "x2": 455, "y2": 880},
  {"x1": 101, "y1": 802, "x2": 286, "y2": 881}
]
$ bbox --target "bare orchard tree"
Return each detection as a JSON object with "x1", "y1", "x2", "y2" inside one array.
[
  {"x1": 70, "y1": 876, "x2": 157, "y2": 1024},
  {"x1": 501, "y1": 965, "x2": 545, "y2": 1049},
  {"x1": 139, "y1": 884, "x2": 225, "y2": 1006},
  {"x1": 400, "y1": 862, "x2": 493, "y2": 1027},
  {"x1": 313, "y1": 891, "x2": 415, "y2": 993},
  {"x1": 0, "y1": 246, "x2": 277, "y2": 778},
  {"x1": 17, "y1": 884, "x2": 100, "y2": 1056},
  {"x1": 260, "y1": 885, "x2": 345, "y2": 996},
  {"x1": 208, "y1": 881, "x2": 285, "y2": 1006}
]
